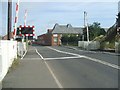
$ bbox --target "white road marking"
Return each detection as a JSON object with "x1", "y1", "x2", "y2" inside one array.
[
  {"x1": 48, "y1": 47, "x2": 120, "y2": 70},
  {"x1": 21, "y1": 57, "x2": 82, "y2": 61},
  {"x1": 21, "y1": 58, "x2": 42, "y2": 60},
  {"x1": 21, "y1": 50, "x2": 28, "y2": 60},
  {"x1": 35, "y1": 48, "x2": 63, "y2": 88},
  {"x1": 83, "y1": 56, "x2": 120, "y2": 70},
  {"x1": 36, "y1": 49, "x2": 44, "y2": 59},
  {"x1": 44, "y1": 56, "x2": 84, "y2": 60},
  {"x1": 47, "y1": 47, "x2": 83, "y2": 57}
]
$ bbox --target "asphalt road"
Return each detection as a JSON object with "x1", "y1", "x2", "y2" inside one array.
[
  {"x1": 2, "y1": 45, "x2": 119, "y2": 88},
  {"x1": 36, "y1": 46, "x2": 119, "y2": 88}
]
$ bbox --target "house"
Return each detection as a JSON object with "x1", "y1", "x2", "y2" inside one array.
[
  {"x1": 51, "y1": 23, "x2": 83, "y2": 34},
  {"x1": 37, "y1": 23, "x2": 83, "y2": 46},
  {"x1": 37, "y1": 33, "x2": 61, "y2": 46}
]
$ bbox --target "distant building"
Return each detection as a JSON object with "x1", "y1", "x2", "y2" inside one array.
[
  {"x1": 51, "y1": 23, "x2": 83, "y2": 34},
  {"x1": 37, "y1": 23, "x2": 83, "y2": 46},
  {"x1": 37, "y1": 33, "x2": 61, "y2": 46},
  {"x1": 2, "y1": 32, "x2": 14, "y2": 40}
]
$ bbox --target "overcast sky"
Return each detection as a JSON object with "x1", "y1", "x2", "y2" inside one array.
[{"x1": 0, "y1": 0, "x2": 119, "y2": 37}]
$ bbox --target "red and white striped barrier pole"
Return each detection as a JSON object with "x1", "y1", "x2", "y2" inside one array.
[
  {"x1": 13, "y1": 0, "x2": 20, "y2": 39},
  {"x1": 24, "y1": 9, "x2": 27, "y2": 26}
]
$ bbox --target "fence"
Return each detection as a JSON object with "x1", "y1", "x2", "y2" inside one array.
[
  {"x1": 78, "y1": 41, "x2": 100, "y2": 50},
  {"x1": 0, "y1": 40, "x2": 17, "y2": 83}
]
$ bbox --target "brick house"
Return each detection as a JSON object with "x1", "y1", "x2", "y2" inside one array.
[
  {"x1": 37, "y1": 33, "x2": 61, "y2": 46},
  {"x1": 37, "y1": 23, "x2": 83, "y2": 46}
]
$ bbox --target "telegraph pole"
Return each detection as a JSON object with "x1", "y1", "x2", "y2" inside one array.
[
  {"x1": 7, "y1": 0, "x2": 12, "y2": 40},
  {"x1": 82, "y1": 11, "x2": 86, "y2": 41},
  {"x1": 84, "y1": 11, "x2": 86, "y2": 27},
  {"x1": 24, "y1": 9, "x2": 28, "y2": 49},
  {"x1": 84, "y1": 11, "x2": 89, "y2": 42}
]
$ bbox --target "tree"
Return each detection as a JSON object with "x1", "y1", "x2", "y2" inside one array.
[
  {"x1": 100, "y1": 28, "x2": 106, "y2": 36},
  {"x1": 61, "y1": 34, "x2": 82, "y2": 45},
  {"x1": 61, "y1": 34, "x2": 69, "y2": 44},
  {"x1": 83, "y1": 22, "x2": 106, "y2": 41}
]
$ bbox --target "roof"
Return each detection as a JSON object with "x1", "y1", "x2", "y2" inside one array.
[
  {"x1": 51, "y1": 23, "x2": 83, "y2": 34},
  {"x1": 72, "y1": 27, "x2": 83, "y2": 34}
]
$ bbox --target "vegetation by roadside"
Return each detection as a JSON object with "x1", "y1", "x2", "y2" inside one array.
[
  {"x1": 100, "y1": 41, "x2": 115, "y2": 50},
  {"x1": 83, "y1": 22, "x2": 106, "y2": 41},
  {"x1": 0, "y1": 36, "x2": 2, "y2": 40},
  {"x1": 8, "y1": 57, "x2": 20, "y2": 73},
  {"x1": 58, "y1": 21, "x2": 119, "y2": 51},
  {"x1": 61, "y1": 34, "x2": 81, "y2": 46}
]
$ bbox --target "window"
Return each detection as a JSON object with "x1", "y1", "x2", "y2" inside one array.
[{"x1": 54, "y1": 37, "x2": 58, "y2": 43}]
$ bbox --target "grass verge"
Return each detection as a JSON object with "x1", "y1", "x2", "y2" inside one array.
[{"x1": 8, "y1": 57, "x2": 20, "y2": 73}]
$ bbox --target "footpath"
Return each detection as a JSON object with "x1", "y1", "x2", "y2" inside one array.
[{"x1": 2, "y1": 46, "x2": 58, "y2": 89}]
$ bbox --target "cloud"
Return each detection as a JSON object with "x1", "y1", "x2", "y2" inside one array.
[
  {"x1": 1, "y1": 1, "x2": 118, "y2": 36},
  {"x1": 1, "y1": 0, "x2": 120, "y2": 2}
]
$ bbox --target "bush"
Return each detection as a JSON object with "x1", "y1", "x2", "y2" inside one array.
[{"x1": 100, "y1": 41, "x2": 115, "y2": 50}]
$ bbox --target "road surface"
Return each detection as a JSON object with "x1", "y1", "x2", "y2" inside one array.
[{"x1": 2, "y1": 45, "x2": 119, "y2": 88}]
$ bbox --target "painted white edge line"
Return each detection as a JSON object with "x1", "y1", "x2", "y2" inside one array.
[
  {"x1": 47, "y1": 47, "x2": 120, "y2": 70},
  {"x1": 35, "y1": 48, "x2": 63, "y2": 88},
  {"x1": 22, "y1": 57, "x2": 83, "y2": 61},
  {"x1": 21, "y1": 58, "x2": 42, "y2": 60},
  {"x1": 35, "y1": 49, "x2": 44, "y2": 59},
  {"x1": 21, "y1": 50, "x2": 28, "y2": 60},
  {"x1": 83, "y1": 56, "x2": 120, "y2": 70},
  {"x1": 47, "y1": 47, "x2": 82, "y2": 56},
  {"x1": 44, "y1": 56, "x2": 84, "y2": 60}
]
